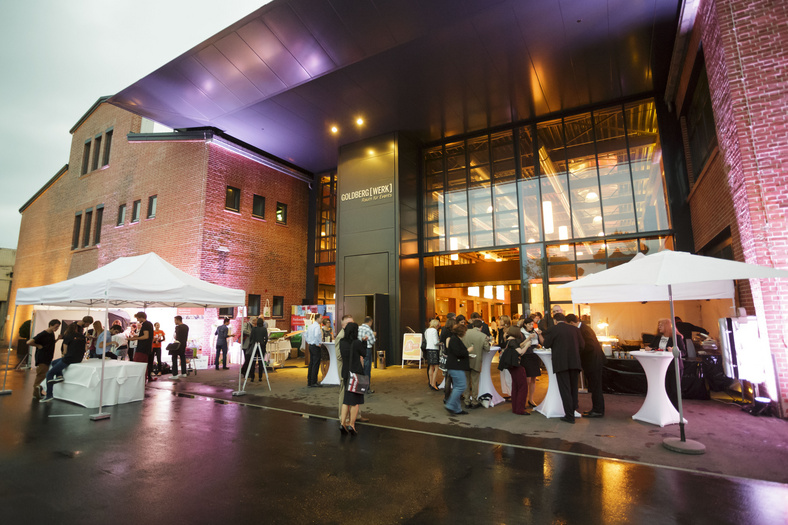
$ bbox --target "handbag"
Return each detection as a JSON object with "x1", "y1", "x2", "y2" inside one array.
[
  {"x1": 347, "y1": 371, "x2": 370, "y2": 394},
  {"x1": 438, "y1": 342, "x2": 447, "y2": 372},
  {"x1": 165, "y1": 341, "x2": 181, "y2": 354}
]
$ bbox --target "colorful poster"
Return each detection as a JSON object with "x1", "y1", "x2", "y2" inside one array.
[{"x1": 402, "y1": 333, "x2": 422, "y2": 362}]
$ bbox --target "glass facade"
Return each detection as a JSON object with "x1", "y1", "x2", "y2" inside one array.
[
  {"x1": 315, "y1": 172, "x2": 337, "y2": 304},
  {"x1": 423, "y1": 99, "x2": 671, "y2": 311}
]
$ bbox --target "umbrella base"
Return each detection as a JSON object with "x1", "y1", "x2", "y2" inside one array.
[
  {"x1": 662, "y1": 437, "x2": 706, "y2": 455},
  {"x1": 232, "y1": 390, "x2": 246, "y2": 396},
  {"x1": 89, "y1": 412, "x2": 111, "y2": 421},
  {"x1": 0, "y1": 390, "x2": 12, "y2": 396}
]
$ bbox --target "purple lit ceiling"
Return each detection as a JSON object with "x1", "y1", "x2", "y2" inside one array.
[{"x1": 109, "y1": 0, "x2": 681, "y2": 175}]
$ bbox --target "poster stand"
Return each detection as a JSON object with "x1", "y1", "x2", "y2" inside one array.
[
  {"x1": 232, "y1": 342, "x2": 270, "y2": 395},
  {"x1": 401, "y1": 333, "x2": 422, "y2": 368}
]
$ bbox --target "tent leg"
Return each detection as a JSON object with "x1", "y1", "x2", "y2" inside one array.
[
  {"x1": 0, "y1": 305, "x2": 19, "y2": 396},
  {"x1": 91, "y1": 302, "x2": 111, "y2": 421},
  {"x1": 662, "y1": 285, "x2": 705, "y2": 455}
]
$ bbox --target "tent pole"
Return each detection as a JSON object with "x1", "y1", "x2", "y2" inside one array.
[
  {"x1": 0, "y1": 305, "x2": 19, "y2": 395},
  {"x1": 233, "y1": 306, "x2": 247, "y2": 397},
  {"x1": 663, "y1": 284, "x2": 705, "y2": 454},
  {"x1": 90, "y1": 300, "x2": 111, "y2": 420}
]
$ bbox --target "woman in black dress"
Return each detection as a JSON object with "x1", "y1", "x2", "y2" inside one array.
[
  {"x1": 339, "y1": 322, "x2": 366, "y2": 435},
  {"x1": 520, "y1": 316, "x2": 542, "y2": 408}
]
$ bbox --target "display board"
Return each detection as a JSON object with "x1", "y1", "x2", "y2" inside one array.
[{"x1": 402, "y1": 333, "x2": 422, "y2": 367}]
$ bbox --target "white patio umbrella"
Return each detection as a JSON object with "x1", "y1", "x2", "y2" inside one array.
[{"x1": 560, "y1": 250, "x2": 788, "y2": 454}]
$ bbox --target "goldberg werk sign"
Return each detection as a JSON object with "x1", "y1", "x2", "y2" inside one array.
[{"x1": 340, "y1": 183, "x2": 393, "y2": 204}]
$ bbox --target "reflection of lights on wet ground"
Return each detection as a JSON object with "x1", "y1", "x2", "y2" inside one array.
[{"x1": 600, "y1": 460, "x2": 638, "y2": 522}]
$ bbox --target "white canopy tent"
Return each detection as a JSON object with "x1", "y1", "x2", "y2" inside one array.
[
  {"x1": 560, "y1": 249, "x2": 788, "y2": 453},
  {"x1": 2, "y1": 253, "x2": 245, "y2": 416}
]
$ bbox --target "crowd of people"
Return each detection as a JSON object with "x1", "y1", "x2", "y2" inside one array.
[
  {"x1": 26, "y1": 312, "x2": 192, "y2": 402},
  {"x1": 423, "y1": 306, "x2": 611, "y2": 423}
]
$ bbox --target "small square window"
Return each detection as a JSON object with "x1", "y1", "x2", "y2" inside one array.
[
  {"x1": 131, "y1": 200, "x2": 141, "y2": 223},
  {"x1": 276, "y1": 202, "x2": 287, "y2": 224},
  {"x1": 117, "y1": 204, "x2": 126, "y2": 226},
  {"x1": 225, "y1": 186, "x2": 240, "y2": 212},
  {"x1": 248, "y1": 294, "x2": 261, "y2": 316},
  {"x1": 218, "y1": 307, "x2": 235, "y2": 317},
  {"x1": 147, "y1": 195, "x2": 157, "y2": 219},
  {"x1": 253, "y1": 195, "x2": 265, "y2": 219},
  {"x1": 272, "y1": 295, "x2": 284, "y2": 318}
]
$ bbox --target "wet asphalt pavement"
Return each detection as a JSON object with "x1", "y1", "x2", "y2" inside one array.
[{"x1": 1, "y1": 367, "x2": 788, "y2": 525}]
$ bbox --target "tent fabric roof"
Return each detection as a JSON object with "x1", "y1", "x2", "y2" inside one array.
[
  {"x1": 561, "y1": 251, "x2": 788, "y2": 304},
  {"x1": 15, "y1": 253, "x2": 245, "y2": 308}
]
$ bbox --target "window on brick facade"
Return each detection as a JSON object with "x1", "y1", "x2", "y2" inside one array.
[
  {"x1": 82, "y1": 209, "x2": 93, "y2": 248},
  {"x1": 682, "y1": 52, "x2": 718, "y2": 184},
  {"x1": 102, "y1": 129, "x2": 113, "y2": 167},
  {"x1": 91, "y1": 135, "x2": 103, "y2": 171},
  {"x1": 72, "y1": 213, "x2": 82, "y2": 250},
  {"x1": 147, "y1": 195, "x2": 157, "y2": 219},
  {"x1": 94, "y1": 206, "x2": 104, "y2": 244},
  {"x1": 253, "y1": 194, "x2": 265, "y2": 219},
  {"x1": 117, "y1": 204, "x2": 126, "y2": 226},
  {"x1": 131, "y1": 200, "x2": 141, "y2": 223},
  {"x1": 276, "y1": 202, "x2": 287, "y2": 224},
  {"x1": 248, "y1": 294, "x2": 261, "y2": 316},
  {"x1": 225, "y1": 186, "x2": 240, "y2": 212},
  {"x1": 218, "y1": 307, "x2": 234, "y2": 317},
  {"x1": 81, "y1": 141, "x2": 91, "y2": 175},
  {"x1": 272, "y1": 295, "x2": 284, "y2": 318}
]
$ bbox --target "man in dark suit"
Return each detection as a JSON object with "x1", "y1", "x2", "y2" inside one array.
[
  {"x1": 541, "y1": 312, "x2": 584, "y2": 423},
  {"x1": 566, "y1": 314, "x2": 605, "y2": 417}
]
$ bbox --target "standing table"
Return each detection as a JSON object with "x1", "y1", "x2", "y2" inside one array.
[
  {"x1": 53, "y1": 360, "x2": 147, "y2": 408},
  {"x1": 630, "y1": 350, "x2": 685, "y2": 426},
  {"x1": 319, "y1": 341, "x2": 340, "y2": 385},
  {"x1": 478, "y1": 345, "x2": 505, "y2": 407},
  {"x1": 534, "y1": 349, "x2": 567, "y2": 418}
]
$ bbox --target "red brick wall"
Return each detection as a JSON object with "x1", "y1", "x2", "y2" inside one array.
[
  {"x1": 697, "y1": 0, "x2": 788, "y2": 412},
  {"x1": 8, "y1": 103, "x2": 311, "y2": 357}
]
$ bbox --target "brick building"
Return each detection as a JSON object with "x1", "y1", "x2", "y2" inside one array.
[{"x1": 9, "y1": 98, "x2": 311, "y2": 353}]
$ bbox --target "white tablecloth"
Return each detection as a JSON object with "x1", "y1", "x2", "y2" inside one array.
[
  {"x1": 630, "y1": 350, "x2": 685, "y2": 427},
  {"x1": 478, "y1": 345, "x2": 505, "y2": 407},
  {"x1": 53, "y1": 360, "x2": 147, "y2": 408},
  {"x1": 319, "y1": 341, "x2": 340, "y2": 385}
]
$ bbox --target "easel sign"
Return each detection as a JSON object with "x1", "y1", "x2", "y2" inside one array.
[{"x1": 402, "y1": 333, "x2": 422, "y2": 369}]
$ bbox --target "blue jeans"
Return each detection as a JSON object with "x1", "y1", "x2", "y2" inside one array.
[
  {"x1": 44, "y1": 359, "x2": 69, "y2": 399},
  {"x1": 215, "y1": 342, "x2": 228, "y2": 368},
  {"x1": 446, "y1": 370, "x2": 467, "y2": 413},
  {"x1": 363, "y1": 346, "x2": 373, "y2": 386}
]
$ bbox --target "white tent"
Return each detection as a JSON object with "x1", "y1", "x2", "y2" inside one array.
[
  {"x1": 2, "y1": 253, "x2": 245, "y2": 414},
  {"x1": 15, "y1": 252, "x2": 245, "y2": 308},
  {"x1": 559, "y1": 249, "x2": 788, "y2": 453}
]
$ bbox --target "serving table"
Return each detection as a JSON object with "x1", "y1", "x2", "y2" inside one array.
[
  {"x1": 53, "y1": 360, "x2": 147, "y2": 408},
  {"x1": 534, "y1": 349, "x2": 567, "y2": 418},
  {"x1": 478, "y1": 345, "x2": 505, "y2": 407},
  {"x1": 319, "y1": 341, "x2": 340, "y2": 385},
  {"x1": 630, "y1": 350, "x2": 685, "y2": 426}
]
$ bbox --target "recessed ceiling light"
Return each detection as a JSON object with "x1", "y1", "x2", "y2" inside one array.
[
  {"x1": 356, "y1": 118, "x2": 364, "y2": 125},
  {"x1": 331, "y1": 126, "x2": 338, "y2": 133}
]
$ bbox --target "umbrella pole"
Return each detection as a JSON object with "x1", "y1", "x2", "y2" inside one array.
[
  {"x1": 90, "y1": 301, "x2": 110, "y2": 421},
  {"x1": 663, "y1": 285, "x2": 705, "y2": 454},
  {"x1": 0, "y1": 305, "x2": 19, "y2": 395}
]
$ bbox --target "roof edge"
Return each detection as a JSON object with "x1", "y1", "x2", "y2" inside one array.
[
  {"x1": 20, "y1": 164, "x2": 69, "y2": 213},
  {"x1": 69, "y1": 96, "x2": 112, "y2": 134}
]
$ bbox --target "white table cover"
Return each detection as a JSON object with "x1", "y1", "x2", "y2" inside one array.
[
  {"x1": 319, "y1": 342, "x2": 340, "y2": 385},
  {"x1": 630, "y1": 350, "x2": 685, "y2": 427},
  {"x1": 478, "y1": 345, "x2": 505, "y2": 407},
  {"x1": 53, "y1": 360, "x2": 147, "y2": 408}
]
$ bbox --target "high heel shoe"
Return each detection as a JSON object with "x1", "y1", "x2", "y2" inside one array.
[
  {"x1": 528, "y1": 401, "x2": 537, "y2": 408},
  {"x1": 348, "y1": 426, "x2": 357, "y2": 436},
  {"x1": 339, "y1": 425, "x2": 348, "y2": 435}
]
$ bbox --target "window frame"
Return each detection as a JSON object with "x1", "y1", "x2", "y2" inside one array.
[
  {"x1": 91, "y1": 134, "x2": 103, "y2": 171},
  {"x1": 218, "y1": 307, "x2": 235, "y2": 317},
  {"x1": 82, "y1": 208, "x2": 93, "y2": 248},
  {"x1": 102, "y1": 129, "x2": 113, "y2": 167},
  {"x1": 275, "y1": 202, "x2": 287, "y2": 225},
  {"x1": 252, "y1": 194, "x2": 265, "y2": 219},
  {"x1": 272, "y1": 295, "x2": 284, "y2": 318},
  {"x1": 94, "y1": 206, "x2": 104, "y2": 244},
  {"x1": 225, "y1": 186, "x2": 241, "y2": 212},
  {"x1": 131, "y1": 200, "x2": 141, "y2": 223},
  {"x1": 117, "y1": 204, "x2": 126, "y2": 226},
  {"x1": 248, "y1": 294, "x2": 261, "y2": 316},
  {"x1": 147, "y1": 195, "x2": 157, "y2": 219},
  {"x1": 81, "y1": 140, "x2": 91, "y2": 175},
  {"x1": 72, "y1": 212, "x2": 82, "y2": 250}
]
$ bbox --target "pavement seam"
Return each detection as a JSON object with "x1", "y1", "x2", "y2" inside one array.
[{"x1": 158, "y1": 387, "x2": 780, "y2": 486}]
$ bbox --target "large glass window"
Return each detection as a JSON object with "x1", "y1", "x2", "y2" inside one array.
[
  {"x1": 315, "y1": 173, "x2": 336, "y2": 264},
  {"x1": 424, "y1": 147, "x2": 445, "y2": 252}
]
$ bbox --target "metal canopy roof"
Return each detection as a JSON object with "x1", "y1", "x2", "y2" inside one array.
[{"x1": 109, "y1": 0, "x2": 680, "y2": 175}]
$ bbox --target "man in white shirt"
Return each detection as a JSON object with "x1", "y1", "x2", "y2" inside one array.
[{"x1": 305, "y1": 317, "x2": 323, "y2": 387}]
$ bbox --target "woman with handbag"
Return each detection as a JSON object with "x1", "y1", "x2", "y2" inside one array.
[
  {"x1": 498, "y1": 326, "x2": 530, "y2": 415},
  {"x1": 339, "y1": 322, "x2": 366, "y2": 435},
  {"x1": 424, "y1": 319, "x2": 441, "y2": 391}
]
